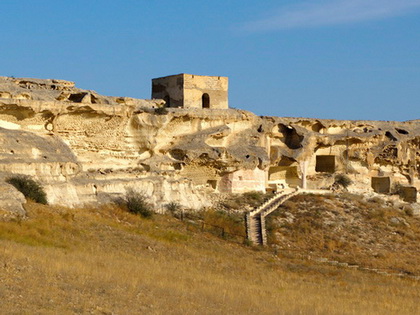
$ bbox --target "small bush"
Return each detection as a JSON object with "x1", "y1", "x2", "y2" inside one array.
[
  {"x1": 241, "y1": 191, "x2": 267, "y2": 208},
  {"x1": 220, "y1": 191, "x2": 273, "y2": 211},
  {"x1": 243, "y1": 191, "x2": 264, "y2": 202},
  {"x1": 202, "y1": 208, "x2": 245, "y2": 237},
  {"x1": 125, "y1": 190, "x2": 154, "y2": 218},
  {"x1": 165, "y1": 202, "x2": 182, "y2": 218},
  {"x1": 334, "y1": 174, "x2": 352, "y2": 189},
  {"x1": 6, "y1": 175, "x2": 48, "y2": 204}
]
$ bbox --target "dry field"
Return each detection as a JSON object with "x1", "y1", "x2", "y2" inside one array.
[
  {"x1": 0, "y1": 200, "x2": 419, "y2": 314},
  {"x1": 269, "y1": 193, "x2": 420, "y2": 275}
]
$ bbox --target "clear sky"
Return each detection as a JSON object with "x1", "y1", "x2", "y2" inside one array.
[{"x1": 1, "y1": 0, "x2": 419, "y2": 121}]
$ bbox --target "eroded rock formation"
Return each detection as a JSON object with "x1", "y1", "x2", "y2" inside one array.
[{"x1": 0, "y1": 76, "x2": 419, "y2": 215}]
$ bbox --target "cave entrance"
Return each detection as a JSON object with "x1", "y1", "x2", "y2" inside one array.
[
  {"x1": 207, "y1": 180, "x2": 217, "y2": 189},
  {"x1": 202, "y1": 93, "x2": 210, "y2": 108},
  {"x1": 268, "y1": 166, "x2": 300, "y2": 187},
  {"x1": 68, "y1": 92, "x2": 88, "y2": 103},
  {"x1": 315, "y1": 155, "x2": 335, "y2": 173},
  {"x1": 400, "y1": 186, "x2": 417, "y2": 203},
  {"x1": 278, "y1": 124, "x2": 303, "y2": 149},
  {"x1": 371, "y1": 177, "x2": 391, "y2": 194}
]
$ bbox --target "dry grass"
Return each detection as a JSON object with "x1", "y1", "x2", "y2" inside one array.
[
  {"x1": 0, "y1": 201, "x2": 420, "y2": 314},
  {"x1": 268, "y1": 193, "x2": 420, "y2": 275}
]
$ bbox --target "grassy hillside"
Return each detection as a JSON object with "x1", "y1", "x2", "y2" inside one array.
[
  {"x1": 1, "y1": 199, "x2": 419, "y2": 314},
  {"x1": 268, "y1": 193, "x2": 420, "y2": 275}
]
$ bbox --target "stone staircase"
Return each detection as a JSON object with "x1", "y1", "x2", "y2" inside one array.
[{"x1": 246, "y1": 188, "x2": 299, "y2": 246}]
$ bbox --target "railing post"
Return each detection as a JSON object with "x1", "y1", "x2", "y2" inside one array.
[
  {"x1": 261, "y1": 214, "x2": 267, "y2": 246},
  {"x1": 245, "y1": 213, "x2": 252, "y2": 242}
]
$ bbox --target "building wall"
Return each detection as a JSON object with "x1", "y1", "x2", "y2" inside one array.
[
  {"x1": 151, "y1": 74, "x2": 228, "y2": 109},
  {"x1": 219, "y1": 168, "x2": 266, "y2": 193},
  {"x1": 183, "y1": 74, "x2": 228, "y2": 109},
  {"x1": 151, "y1": 75, "x2": 184, "y2": 108}
]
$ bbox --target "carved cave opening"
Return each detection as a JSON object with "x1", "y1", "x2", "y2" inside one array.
[
  {"x1": 278, "y1": 156, "x2": 297, "y2": 166},
  {"x1": 278, "y1": 124, "x2": 303, "y2": 149},
  {"x1": 371, "y1": 176, "x2": 391, "y2": 194},
  {"x1": 400, "y1": 186, "x2": 417, "y2": 203},
  {"x1": 315, "y1": 155, "x2": 336, "y2": 173},
  {"x1": 312, "y1": 122, "x2": 325, "y2": 133},
  {"x1": 268, "y1": 166, "x2": 300, "y2": 187},
  {"x1": 68, "y1": 93, "x2": 88, "y2": 103},
  {"x1": 207, "y1": 179, "x2": 217, "y2": 189}
]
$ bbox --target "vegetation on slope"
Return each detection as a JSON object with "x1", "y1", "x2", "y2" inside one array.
[
  {"x1": 267, "y1": 193, "x2": 420, "y2": 275},
  {"x1": 0, "y1": 199, "x2": 419, "y2": 314},
  {"x1": 6, "y1": 175, "x2": 48, "y2": 205}
]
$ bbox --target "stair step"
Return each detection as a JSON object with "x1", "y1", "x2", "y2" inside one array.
[{"x1": 246, "y1": 188, "x2": 299, "y2": 245}]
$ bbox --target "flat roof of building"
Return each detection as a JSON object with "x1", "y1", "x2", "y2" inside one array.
[{"x1": 152, "y1": 73, "x2": 228, "y2": 80}]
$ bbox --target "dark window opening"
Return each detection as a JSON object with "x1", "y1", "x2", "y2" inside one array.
[
  {"x1": 371, "y1": 177, "x2": 391, "y2": 194},
  {"x1": 207, "y1": 180, "x2": 217, "y2": 189},
  {"x1": 400, "y1": 186, "x2": 417, "y2": 203},
  {"x1": 315, "y1": 155, "x2": 335, "y2": 173},
  {"x1": 202, "y1": 93, "x2": 210, "y2": 108}
]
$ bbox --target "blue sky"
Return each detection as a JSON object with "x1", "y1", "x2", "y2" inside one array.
[{"x1": 1, "y1": 1, "x2": 419, "y2": 121}]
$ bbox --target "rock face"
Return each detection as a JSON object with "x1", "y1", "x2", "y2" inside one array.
[
  {"x1": 0, "y1": 76, "x2": 419, "y2": 215},
  {"x1": 0, "y1": 182, "x2": 26, "y2": 218}
]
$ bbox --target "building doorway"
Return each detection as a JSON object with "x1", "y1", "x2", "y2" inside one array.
[
  {"x1": 371, "y1": 177, "x2": 391, "y2": 194},
  {"x1": 202, "y1": 93, "x2": 210, "y2": 108},
  {"x1": 164, "y1": 95, "x2": 170, "y2": 107},
  {"x1": 315, "y1": 155, "x2": 335, "y2": 173}
]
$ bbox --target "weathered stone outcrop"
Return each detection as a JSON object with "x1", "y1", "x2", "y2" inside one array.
[
  {"x1": 0, "y1": 76, "x2": 418, "y2": 216},
  {"x1": 0, "y1": 182, "x2": 26, "y2": 219}
]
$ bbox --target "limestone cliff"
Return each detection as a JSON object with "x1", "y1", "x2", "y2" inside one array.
[{"x1": 0, "y1": 76, "x2": 419, "y2": 215}]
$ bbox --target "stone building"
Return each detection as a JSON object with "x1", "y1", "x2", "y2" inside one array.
[{"x1": 151, "y1": 74, "x2": 228, "y2": 109}]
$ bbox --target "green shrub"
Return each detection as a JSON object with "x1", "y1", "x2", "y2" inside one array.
[
  {"x1": 165, "y1": 202, "x2": 182, "y2": 217},
  {"x1": 220, "y1": 191, "x2": 271, "y2": 211},
  {"x1": 334, "y1": 174, "x2": 352, "y2": 189},
  {"x1": 6, "y1": 175, "x2": 48, "y2": 204},
  {"x1": 125, "y1": 190, "x2": 154, "y2": 218},
  {"x1": 241, "y1": 191, "x2": 267, "y2": 208}
]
